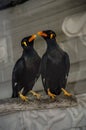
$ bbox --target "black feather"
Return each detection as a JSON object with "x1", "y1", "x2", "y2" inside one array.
[
  {"x1": 40, "y1": 30, "x2": 70, "y2": 95},
  {"x1": 12, "y1": 36, "x2": 41, "y2": 98}
]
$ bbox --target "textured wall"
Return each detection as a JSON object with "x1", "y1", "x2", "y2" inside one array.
[{"x1": 0, "y1": 0, "x2": 86, "y2": 99}]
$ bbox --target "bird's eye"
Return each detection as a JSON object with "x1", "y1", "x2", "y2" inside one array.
[
  {"x1": 54, "y1": 34, "x2": 56, "y2": 37},
  {"x1": 23, "y1": 42, "x2": 27, "y2": 47}
]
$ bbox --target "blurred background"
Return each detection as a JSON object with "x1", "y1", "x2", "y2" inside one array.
[{"x1": 0, "y1": 0, "x2": 86, "y2": 99}]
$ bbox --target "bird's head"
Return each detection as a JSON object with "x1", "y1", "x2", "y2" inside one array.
[
  {"x1": 21, "y1": 34, "x2": 36, "y2": 49},
  {"x1": 37, "y1": 30, "x2": 56, "y2": 40}
]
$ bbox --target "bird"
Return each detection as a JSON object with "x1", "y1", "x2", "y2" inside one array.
[
  {"x1": 37, "y1": 30, "x2": 72, "y2": 99},
  {"x1": 12, "y1": 34, "x2": 41, "y2": 101}
]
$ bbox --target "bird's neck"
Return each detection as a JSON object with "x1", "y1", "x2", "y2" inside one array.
[
  {"x1": 23, "y1": 47, "x2": 34, "y2": 56},
  {"x1": 46, "y1": 39, "x2": 58, "y2": 50}
]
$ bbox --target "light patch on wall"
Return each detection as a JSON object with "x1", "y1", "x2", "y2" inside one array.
[
  {"x1": 62, "y1": 12, "x2": 86, "y2": 37},
  {"x1": 0, "y1": 38, "x2": 8, "y2": 63}
]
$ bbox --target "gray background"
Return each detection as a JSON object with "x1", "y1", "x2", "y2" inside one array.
[
  {"x1": 0, "y1": 1, "x2": 86, "y2": 130},
  {"x1": 0, "y1": 0, "x2": 86, "y2": 99}
]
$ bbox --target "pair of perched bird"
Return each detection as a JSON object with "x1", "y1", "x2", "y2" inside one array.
[{"x1": 12, "y1": 30, "x2": 71, "y2": 101}]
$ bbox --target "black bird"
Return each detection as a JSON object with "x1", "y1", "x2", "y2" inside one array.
[
  {"x1": 38, "y1": 30, "x2": 71, "y2": 99},
  {"x1": 12, "y1": 34, "x2": 41, "y2": 101}
]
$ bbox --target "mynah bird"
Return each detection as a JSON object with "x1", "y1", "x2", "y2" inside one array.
[
  {"x1": 12, "y1": 34, "x2": 41, "y2": 101},
  {"x1": 38, "y1": 30, "x2": 72, "y2": 99}
]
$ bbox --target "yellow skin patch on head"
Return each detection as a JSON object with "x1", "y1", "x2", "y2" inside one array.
[
  {"x1": 50, "y1": 34, "x2": 53, "y2": 39},
  {"x1": 23, "y1": 41, "x2": 27, "y2": 47}
]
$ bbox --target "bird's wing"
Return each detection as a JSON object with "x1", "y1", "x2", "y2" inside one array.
[
  {"x1": 12, "y1": 57, "x2": 25, "y2": 82},
  {"x1": 12, "y1": 57, "x2": 25, "y2": 97},
  {"x1": 41, "y1": 54, "x2": 48, "y2": 88},
  {"x1": 35, "y1": 57, "x2": 41, "y2": 82},
  {"x1": 64, "y1": 52, "x2": 70, "y2": 77}
]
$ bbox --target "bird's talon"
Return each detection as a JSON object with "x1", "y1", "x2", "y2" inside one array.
[
  {"x1": 19, "y1": 92, "x2": 28, "y2": 101},
  {"x1": 36, "y1": 93, "x2": 41, "y2": 99},
  {"x1": 61, "y1": 88, "x2": 72, "y2": 97},
  {"x1": 51, "y1": 94, "x2": 56, "y2": 99},
  {"x1": 47, "y1": 88, "x2": 56, "y2": 99},
  {"x1": 30, "y1": 90, "x2": 41, "y2": 99},
  {"x1": 64, "y1": 93, "x2": 72, "y2": 97}
]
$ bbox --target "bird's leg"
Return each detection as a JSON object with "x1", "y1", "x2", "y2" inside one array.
[
  {"x1": 29, "y1": 90, "x2": 41, "y2": 99},
  {"x1": 47, "y1": 88, "x2": 56, "y2": 99},
  {"x1": 19, "y1": 92, "x2": 28, "y2": 101},
  {"x1": 61, "y1": 88, "x2": 72, "y2": 97}
]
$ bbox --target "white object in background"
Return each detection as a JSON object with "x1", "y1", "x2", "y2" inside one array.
[{"x1": 62, "y1": 12, "x2": 86, "y2": 37}]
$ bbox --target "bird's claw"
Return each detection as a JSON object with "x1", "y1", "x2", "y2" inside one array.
[
  {"x1": 19, "y1": 92, "x2": 28, "y2": 101},
  {"x1": 64, "y1": 92, "x2": 72, "y2": 97},
  {"x1": 50, "y1": 94, "x2": 56, "y2": 99},
  {"x1": 30, "y1": 90, "x2": 41, "y2": 99},
  {"x1": 47, "y1": 88, "x2": 56, "y2": 99},
  {"x1": 35, "y1": 93, "x2": 41, "y2": 99},
  {"x1": 61, "y1": 88, "x2": 72, "y2": 97}
]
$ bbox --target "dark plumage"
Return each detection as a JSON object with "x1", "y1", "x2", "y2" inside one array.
[
  {"x1": 38, "y1": 30, "x2": 71, "y2": 99},
  {"x1": 12, "y1": 35, "x2": 41, "y2": 101}
]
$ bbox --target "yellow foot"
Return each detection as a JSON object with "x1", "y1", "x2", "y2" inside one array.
[
  {"x1": 47, "y1": 88, "x2": 56, "y2": 99},
  {"x1": 19, "y1": 92, "x2": 28, "y2": 101},
  {"x1": 61, "y1": 88, "x2": 72, "y2": 97},
  {"x1": 30, "y1": 90, "x2": 41, "y2": 99}
]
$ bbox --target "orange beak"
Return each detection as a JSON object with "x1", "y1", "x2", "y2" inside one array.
[
  {"x1": 37, "y1": 31, "x2": 47, "y2": 37},
  {"x1": 29, "y1": 34, "x2": 36, "y2": 42}
]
